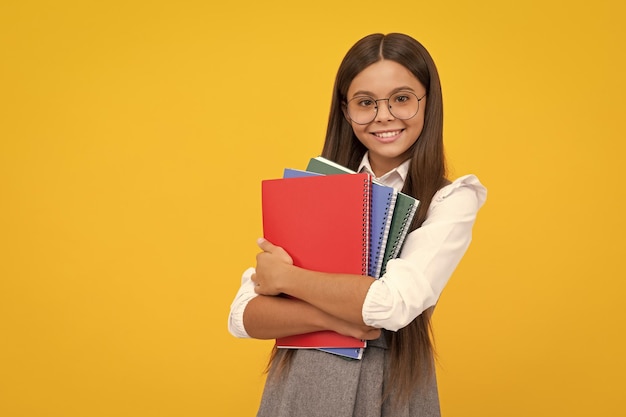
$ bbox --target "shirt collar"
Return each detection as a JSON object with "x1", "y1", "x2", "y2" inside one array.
[{"x1": 358, "y1": 152, "x2": 411, "y2": 182}]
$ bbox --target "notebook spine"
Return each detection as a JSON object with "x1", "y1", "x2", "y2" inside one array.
[
  {"x1": 370, "y1": 206, "x2": 382, "y2": 277},
  {"x1": 373, "y1": 191, "x2": 396, "y2": 278},
  {"x1": 390, "y1": 202, "x2": 418, "y2": 259},
  {"x1": 362, "y1": 176, "x2": 371, "y2": 275}
]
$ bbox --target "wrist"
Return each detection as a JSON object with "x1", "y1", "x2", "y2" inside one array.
[{"x1": 277, "y1": 263, "x2": 298, "y2": 295}]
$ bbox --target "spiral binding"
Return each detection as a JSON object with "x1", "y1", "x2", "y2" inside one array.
[
  {"x1": 361, "y1": 176, "x2": 370, "y2": 275},
  {"x1": 390, "y1": 203, "x2": 414, "y2": 253}
]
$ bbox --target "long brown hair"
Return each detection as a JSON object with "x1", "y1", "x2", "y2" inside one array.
[{"x1": 270, "y1": 33, "x2": 448, "y2": 407}]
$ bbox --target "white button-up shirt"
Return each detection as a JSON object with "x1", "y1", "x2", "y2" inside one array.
[{"x1": 228, "y1": 153, "x2": 487, "y2": 335}]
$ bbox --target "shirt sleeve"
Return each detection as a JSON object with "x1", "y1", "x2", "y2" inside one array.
[
  {"x1": 227, "y1": 267, "x2": 257, "y2": 338},
  {"x1": 362, "y1": 174, "x2": 487, "y2": 331}
]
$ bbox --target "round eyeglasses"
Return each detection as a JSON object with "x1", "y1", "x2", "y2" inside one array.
[{"x1": 346, "y1": 91, "x2": 426, "y2": 125}]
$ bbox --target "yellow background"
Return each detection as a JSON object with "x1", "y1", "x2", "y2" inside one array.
[{"x1": 1, "y1": 0, "x2": 624, "y2": 416}]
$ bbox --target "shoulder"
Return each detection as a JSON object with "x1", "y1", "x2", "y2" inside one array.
[{"x1": 430, "y1": 174, "x2": 487, "y2": 212}]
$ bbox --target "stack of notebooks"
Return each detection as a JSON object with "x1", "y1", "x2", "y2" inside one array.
[{"x1": 262, "y1": 156, "x2": 420, "y2": 359}]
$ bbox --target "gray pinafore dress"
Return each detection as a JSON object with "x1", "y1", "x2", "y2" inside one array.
[{"x1": 256, "y1": 331, "x2": 441, "y2": 417}]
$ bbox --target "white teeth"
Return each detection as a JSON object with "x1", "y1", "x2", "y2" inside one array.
[{"x1": 374, "y1": 130, "x2": 401, "y2": 138}]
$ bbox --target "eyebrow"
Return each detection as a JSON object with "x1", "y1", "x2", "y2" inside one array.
[{"x1": 350, "y1": 86, "x2": 418, "y2": 98}]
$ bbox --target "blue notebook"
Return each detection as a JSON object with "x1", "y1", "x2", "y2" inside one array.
[
  {"x1": 282, "y1": 168, "x2": 368, "y2": 359},
  {"x1": 318, "y1": 347, "x2": 363, "y2": 360},
  {"x1": 284, "y1": 166, "x2": 398, "y2": 361}
]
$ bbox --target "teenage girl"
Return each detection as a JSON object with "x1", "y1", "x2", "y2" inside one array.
[{"x1": 228, "y1": 32, "x2": 487, "y2": 417}]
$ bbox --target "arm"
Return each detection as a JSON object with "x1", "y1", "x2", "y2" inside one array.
[
  {"x1": 362, "y1": 175, "x2": 487, "y2": 330},
  {"x1": 228, "y1": 267, "x2": 380, "y2": 341},
  {"x1": 243, "y1": 294, "x2": 381, "y2": 340},
  {"x1": 252, "y1": 238, "x2": 377, "y2": 327},
  {"x1": 249, "y1": 175, "x2": 487, "y2": 331},
  {"x1": 230, "y1": 175, "x2": 486, "y2": 338}
]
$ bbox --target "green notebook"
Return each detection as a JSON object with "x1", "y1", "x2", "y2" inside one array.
[{"x1": 379, "y1": 191, "x2": 419, "y2": 276}]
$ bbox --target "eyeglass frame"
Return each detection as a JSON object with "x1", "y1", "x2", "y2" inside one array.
[{"x1": 344, "y1": 91, "x2": 427, "y2": 125}]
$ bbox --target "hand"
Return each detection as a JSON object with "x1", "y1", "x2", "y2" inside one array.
[{"x1": 251, "y1": 238, "x2": 294, "y2": 296}]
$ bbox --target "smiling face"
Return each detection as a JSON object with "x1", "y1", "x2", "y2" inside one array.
[{"x1": 344, "y1": 59, "x2": 427, "y2": 177}]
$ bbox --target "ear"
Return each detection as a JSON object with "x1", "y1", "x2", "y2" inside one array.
[{"x1": 341, "y1": 102, "x2": 350, "y2": 123}]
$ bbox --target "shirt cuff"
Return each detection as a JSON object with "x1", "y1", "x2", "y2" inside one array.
[{"x1": 228, "y1": 267, "x2": 258, "y2": 338}]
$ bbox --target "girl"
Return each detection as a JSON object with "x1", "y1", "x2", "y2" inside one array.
[{"x1": 228, "y1": 33, "x2": 487, "y2": 417}]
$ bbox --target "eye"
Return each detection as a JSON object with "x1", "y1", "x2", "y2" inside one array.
[
  {"x1": 355, "y1": 96, "x2": 376, "y2": 108},
  {"x1": 393, "y1": 94, "x2": 412, "y2": 104}
]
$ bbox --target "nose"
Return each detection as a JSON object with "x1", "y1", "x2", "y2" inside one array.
[{"x1": 374, "y1": 99, "x2": 394, "y2": 122}]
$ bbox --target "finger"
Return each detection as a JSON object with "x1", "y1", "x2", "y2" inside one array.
[{"x1": 257, "y1": 237, "x2": 275, "y2": 252}]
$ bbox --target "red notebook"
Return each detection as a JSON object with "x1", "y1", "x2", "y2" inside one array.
[{"x1": 262, "y1": 172, "x2": 371, "y2": 349}]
